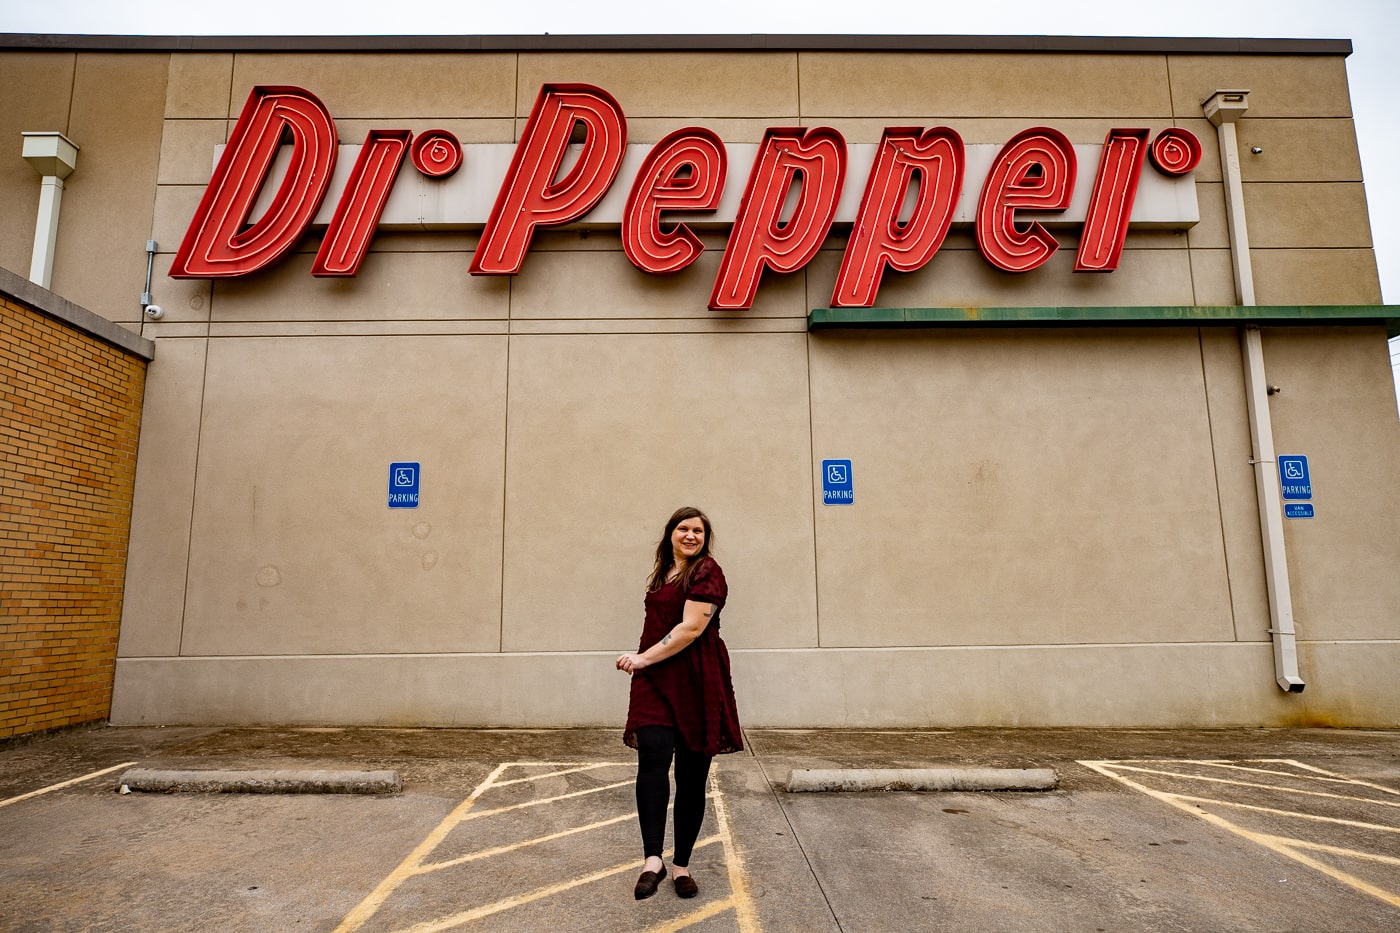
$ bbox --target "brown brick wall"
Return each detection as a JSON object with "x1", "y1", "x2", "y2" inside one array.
[{"x1": 0, "y1": 295, "x2": 146, "y2": 740}]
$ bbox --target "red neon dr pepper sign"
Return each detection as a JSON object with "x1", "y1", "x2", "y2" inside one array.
[{"x1": 172, "y1": 84, "x2": 1202, "y2": 310}]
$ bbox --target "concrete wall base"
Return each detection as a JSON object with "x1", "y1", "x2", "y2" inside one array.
[{"x1": 109, "y1": 640, "x2": 1400, "y2": 729}]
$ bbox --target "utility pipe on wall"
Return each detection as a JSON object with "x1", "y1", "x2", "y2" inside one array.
[
  {"x1": 21, "y1": 132, "x2": 79, "y2": 290},
  {"x1": 1203, "y1": 90, "x2": 1305, "y2": 692}
]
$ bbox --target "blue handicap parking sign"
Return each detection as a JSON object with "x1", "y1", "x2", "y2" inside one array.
[
  {"x1": 388, "y1": 461, "x2": 421, "y2": 509},
  {"x1": 1278, "y1": 455, "x2": 1311, "y2": 501},
  {"x1": 822, "y1": 459, "x2": 853, "y2": 505},
  {"x1": 1284, "y1": 503, "x2": 1315, "y2": 519}
]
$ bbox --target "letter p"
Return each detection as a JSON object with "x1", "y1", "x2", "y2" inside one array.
[{"x1": 471, "y1": 85, "x2": 627, "y2": 275}]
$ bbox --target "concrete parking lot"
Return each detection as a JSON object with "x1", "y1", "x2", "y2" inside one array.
[{"x1": 2, "y1": 726, "x2": 1398, "y2": 932}]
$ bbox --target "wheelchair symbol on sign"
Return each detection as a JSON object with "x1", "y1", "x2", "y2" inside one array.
[
  {"x1": 827, "y1": 464, "x2": 848, "y2": 485},
  {"x1": 394, "y1": 467, "x2": 417, "y2": 487},
  {"x1": 1282, "y1": 460, "x2": 1305, "y2": 480}
]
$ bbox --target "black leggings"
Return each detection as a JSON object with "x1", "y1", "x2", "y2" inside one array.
[{"x1": 635, "y1": 725, "x2": 713, "y2": 866}]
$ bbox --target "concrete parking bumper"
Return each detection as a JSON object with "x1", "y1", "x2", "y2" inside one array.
[
  {"x1": 117, "y1": 767, "x2": 401, "y2": 795},
  {"x1": 785, "y1": 766, "x2": 1059, "y2": 792}
]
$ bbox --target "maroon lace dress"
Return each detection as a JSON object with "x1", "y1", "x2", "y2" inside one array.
[{"x1": 623, "y1": 557, "x2": 743, "y2": 756}]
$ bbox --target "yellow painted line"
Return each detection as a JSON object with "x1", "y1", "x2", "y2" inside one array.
[
  {"x1": 414, "y1": 811, "x2": 636, "y2": 874},
  {"x1": 1080, "y1": 760, "x2": 1400, "y2": 910},
  {"x1": 1271, "y1": 759, "x2": 1400, "y2": 796},
  {"x1": 1163, "y1": 793, "x2": 1400, "y2": 834},
  {"x1": 1095, "y1": 758, "x2": 1400, "y2": 797},
  {"x1": 391, "y1": 836, "x2": 723, "y2": 933},
  {"x1": 490, "y1": 762, "x2": 628, "y2": 788},
  {"x1": 1260, "y1": 835, "x2": 1400, "y2": 867},
  {"x1": 1097, "y1": 764, "x2": 1400, "y2": 810},
  {"x1": 333, "y1": 762, "x2": 510, "y2": 933},
  {"x1": 0, "y1": 761, "x2": 138, "y2": 809},
  {"x1": 1184, "y1": 760, "x2": 1400, "y2": 788},
  {"x1": 417, "y1": 791, "x2": 718, "y2": 875},
  {"x1": 710, "y1": 769, "x2": 762, "y2": 933},
  {"x1": 457, "y1": 779, "x2": 634, "y2": 821},
  {"x1": 1209, "y1": 819, "x2": 1400, "y2": 909},
  {"x1": 644, "y1": 895, "x2": 738, "y2": 932}
]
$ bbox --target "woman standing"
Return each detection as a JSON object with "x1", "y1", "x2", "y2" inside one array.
[{"x1": 616, "y1": 506, "x2": 743, "y2": 900}]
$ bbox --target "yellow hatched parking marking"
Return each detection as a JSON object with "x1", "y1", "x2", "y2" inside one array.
[
  {"x1": 418, "y1": 792, "x2": 718, "y2": 875},
  {"x1": 414, "y1": 811, "x2": 637, "y2": 873},
  {"x1": 1167, "y1": 794, "x2": 1400, "y2": 834},
  {"x1": 1098, "y1": 764, "x2": 1400, "y2": 809},
  {"x1": 1081, "y1": 758, "x2": 1400, "y2": 911},
  {"x1": 334, "y1": 762, "x2": 511, "y2": 933},
  {"x1": 396, "y1": 837, "x2": 723, "y2": 933},
  {"x1": 646, "y1": 896, "x2": 740, "y2": 932},
  {"x1": 1276, "y1": 837, "x2": 1400, "y2": 867},
  {"x1": 1181, "y1": 759, "x2": 1400, "y2": 794},
  {"x1": 453, "y1": 780, "x2": 634, "y2": 822},
  {"x1": 488, "y1": 762, "x2": 621, "y2": 788},
  {"x1": 335, "y1": 761, "x2": 762, "y2": 933}
]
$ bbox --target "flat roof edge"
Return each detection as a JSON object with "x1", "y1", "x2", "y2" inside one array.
[
  {"x1": 0, "y1": 266, "x2": 155, "y2": 361},
  {"x1": 0, "y1": 33, "x2": 1353, "y2": 56}
]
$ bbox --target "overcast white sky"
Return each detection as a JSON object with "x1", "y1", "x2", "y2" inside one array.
[{"x1": 2, "y1": 0, "x2": 1397, "y2": 393}]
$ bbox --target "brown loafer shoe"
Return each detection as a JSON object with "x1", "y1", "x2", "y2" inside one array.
[
  {"x1": 634, "y1": 864, "x2": 666, "y2": 900},
  {"x1": 673, "y1": 874, "x2": 698, "y2": 898}
]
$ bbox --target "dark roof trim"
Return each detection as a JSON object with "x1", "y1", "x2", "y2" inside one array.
[
  {"x1": 0, "y1": 33, "x2": 1353, "y2": 56},
  {"x1": 0, "y1": 266, "x2": 155, "y2": 360},
  {"x1": 809, "y1": 305, "x2": 1400, "y2": 337}
]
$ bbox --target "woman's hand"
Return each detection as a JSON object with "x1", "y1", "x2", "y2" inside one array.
[{"x1": 616, "y1": 653, "x2": 649, "y2": 673}]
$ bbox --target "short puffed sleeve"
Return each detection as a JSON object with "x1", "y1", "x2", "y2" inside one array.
[{"x1": 685, "y1": 558, "x2": 727, "y2": 608}]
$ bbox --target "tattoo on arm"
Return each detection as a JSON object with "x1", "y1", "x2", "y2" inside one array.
[
  {"x1": 702, "y1": 607, "x2": 714, "y2": 618},
  {"x1": 660, "y1": 633, "x2": 671, "y2": 646}
]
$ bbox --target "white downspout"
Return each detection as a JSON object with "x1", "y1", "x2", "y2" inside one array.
[
  {"x1": 1203, "y1": 90, "x2": 1305, "y2": 692},
  {"x1": 21, "y1": 132, "x2": 79, "y2": 290}
]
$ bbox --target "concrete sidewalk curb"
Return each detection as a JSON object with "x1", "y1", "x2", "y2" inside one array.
[
  {"x1": 785, "y1": 767, "x2": 1058, "y2": 792},
  {"x1": 116, "y1": 768, "x2": 402, "y2": 795}
]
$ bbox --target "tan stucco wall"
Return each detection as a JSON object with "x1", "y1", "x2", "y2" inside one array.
[
  {"x1": 2, "y1": 42, "x2": 1394, "y2": 727},
  {"x1": 0, "y1": 52, "x2": 76, "y2": 280},
  {"x1": 0, "y1": 54, "x2": 168, "y2": 327}
]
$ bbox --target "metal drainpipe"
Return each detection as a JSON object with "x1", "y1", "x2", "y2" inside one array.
[
  {"x1": 20, "y1": 132, "x2": 79, "y2": 290},
  {"x1": 1203, "y1": 90, "x2": 1305, "y2": 692}
]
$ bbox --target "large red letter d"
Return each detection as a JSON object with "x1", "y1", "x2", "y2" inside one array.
[{"x1": 170, "y1": 86, "x2": 338, "y2": 278}]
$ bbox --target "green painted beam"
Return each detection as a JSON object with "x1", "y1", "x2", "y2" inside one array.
[{"x1": 808, "y1": 305, "x2": 1400, "y2": 338}]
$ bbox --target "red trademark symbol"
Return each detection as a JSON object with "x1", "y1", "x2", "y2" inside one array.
[
  {"x1": 1148, "y1": 128, "x2": 1202, "y2": 176},
  {"x1": 411, "y1": 130, "x2": 464, "y2": 179}
]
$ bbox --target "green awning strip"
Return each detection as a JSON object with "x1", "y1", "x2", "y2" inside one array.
[{"x1": 808, "y1": 305, "x2": 1400, "y2": 338}]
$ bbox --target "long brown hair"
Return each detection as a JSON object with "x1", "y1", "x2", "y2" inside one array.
[{"x1": 647, "y1": 506, "x2": 715, "y2": 592}]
